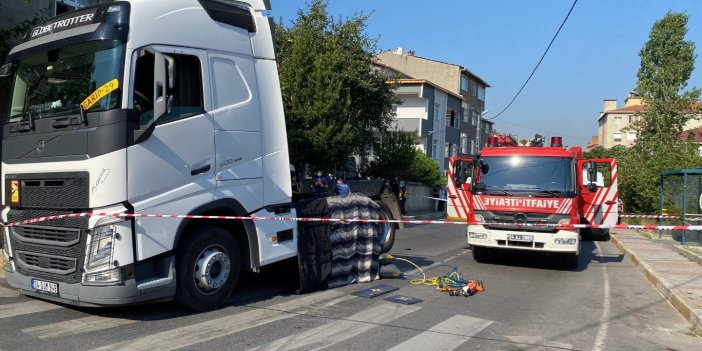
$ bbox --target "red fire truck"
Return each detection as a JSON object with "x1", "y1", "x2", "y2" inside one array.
[{"x1": 447, "y1": 134, "x2": 618, "y2": 268}]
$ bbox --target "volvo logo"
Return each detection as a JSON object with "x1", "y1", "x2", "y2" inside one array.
[
  {"x1": 514, "y1": 213, "x2": 528, "y2": 224},
  {"x1": 37, "y1": 140, "x2": 45, "y2": 152}
]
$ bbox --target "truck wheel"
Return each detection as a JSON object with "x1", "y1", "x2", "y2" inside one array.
[
  {"x1": 175, "y1": 226, "x2": 241, "y2": 311},
  {"x1": 472, "y1": 246, "x2": 490, "y2": 262},
  {"x1": 378, "y1": 206, "x2": 396, "y2": 253},
  {"x1": 597, "y1": 229, "x2": 611, "y2": 241}
]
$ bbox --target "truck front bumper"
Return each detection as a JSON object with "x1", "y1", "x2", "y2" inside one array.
[
  {"x1": 466, "y1": 225, "x2": 580, "y2": 254},
  {"x1": 5, "y1": 270, "x2": 175, "y2": 307}
]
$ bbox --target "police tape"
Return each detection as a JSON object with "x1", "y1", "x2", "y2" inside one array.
[
  {"x1": 1, "y1": 211, "x2": 702, "y2": 231},
  {"x1": 619, "y1": 214, "x2": 680, "y2": 219}
]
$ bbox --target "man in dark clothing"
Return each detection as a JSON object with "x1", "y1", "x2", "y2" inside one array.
[
  {"x1": 333, "y1": 177, "x2": 351, "y2": 196},
  {"x1": 311, "y1": 171, "x2": 328, "y2": 196}
]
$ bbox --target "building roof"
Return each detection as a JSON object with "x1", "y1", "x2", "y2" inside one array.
[
  {"x1": 681, "y1": 128, "x2": 702, "y2": 143},
  {"x1": 605, "y1": 105, "x2": 647, "y2": 114},
  {"x1": 390, "y1": 78, "x2": 465, "y2": 101},
  {"x1": 378, "y1": 50, "x2": 490, "y2": 87}
]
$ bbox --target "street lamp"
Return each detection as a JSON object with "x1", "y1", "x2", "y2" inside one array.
[{"x1": 476, "y1": 110, "x2": 488, "y2": 152}]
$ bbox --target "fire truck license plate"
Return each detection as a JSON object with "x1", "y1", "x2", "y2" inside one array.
[
  {"x1": 507, "y1": 234, "x2": 533, "y2": 242},
  {"x1": 31, "y1": 279, "x2": 59, "y2": 295}
]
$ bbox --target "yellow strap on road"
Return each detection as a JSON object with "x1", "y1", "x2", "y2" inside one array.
[{"x1": 81, "y1": 79, "x2": 119, "y2": 110}]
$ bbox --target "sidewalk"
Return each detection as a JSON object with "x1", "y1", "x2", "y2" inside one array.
[{"x1": 611, "y1": 229, "x2": 702, "y2": 331}]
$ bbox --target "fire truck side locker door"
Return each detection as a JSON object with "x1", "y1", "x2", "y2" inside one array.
[
  {"x1": 447, "y1": 157, "x2": 473, "y2": 220},
  {"x1": 579, "y1": 158, "x2": 619, "y2": 226}
]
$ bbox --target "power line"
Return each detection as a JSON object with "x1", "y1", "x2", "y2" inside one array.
[{"x1": 485, "y1": 0, "x2": 579, "y2": 121}]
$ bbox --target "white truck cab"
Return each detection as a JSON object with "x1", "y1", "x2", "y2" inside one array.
[{"x1": 1, "y1": 0, "x2": 303, "y2": 310}]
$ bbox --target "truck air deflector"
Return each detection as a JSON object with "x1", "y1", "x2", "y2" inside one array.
[{"x1": 197, "y1": 0, "x2": 257, "y2": 32}]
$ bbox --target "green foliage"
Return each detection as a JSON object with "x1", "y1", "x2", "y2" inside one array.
[
  {"x1": 588, "y1": 12, "x2": 702, "y2": 214},
  {"x1": 274, "y1": 0, "x2": 397, "y2": 171},
  {"x1": 406, "y1": 150, "x2": 443, "y2": 186},
  {"x1": 368, "y1": 129, "x2": 417, "y2": 179},
  {"x1": 634, "y1": 11, "x2": 702, "y2": 147}
]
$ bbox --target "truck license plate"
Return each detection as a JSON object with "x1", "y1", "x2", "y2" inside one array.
[
  {"x1": 31, "y1": 279, "x2": 59, "y2": 295},
  {"x1": 507, "y1": 234, "x2": 533, "y2": 242}
]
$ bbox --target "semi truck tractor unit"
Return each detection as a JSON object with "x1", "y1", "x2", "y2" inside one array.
[
  {"x1": 0, "y1": 0, "x2": 399, "y2": 310},
  {"x1": 447, "y1": 134, "x2": 618, "y2": 269}
]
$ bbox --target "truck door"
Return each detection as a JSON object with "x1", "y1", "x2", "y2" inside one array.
[
  {"x1": 578, "y1": 158, "x2": 619, "y2": 226},
  {"x1": 126, "y1": 46, "x2": 215, "y2": 259},
  {"x1": 447, "y1": 157, "x2": 473, "y2": 220}
]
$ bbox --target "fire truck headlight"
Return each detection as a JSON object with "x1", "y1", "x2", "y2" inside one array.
[
  {"x1": 554, "y1": 238, "x2": 577, "y2": 245},
  {"x1": 473, "y1": 214, "x2": 485, "y2": 224},
  {"x1": 557, "y1": 218, "x2": 571, "y2": 226},
  {"x1": 468, "y1": 232, "x2": 488, "y2": 240},
  {"x1": 87, "y1": 224, "x2": 115, "y2": 269}
]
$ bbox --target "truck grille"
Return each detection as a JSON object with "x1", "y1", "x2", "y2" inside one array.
[
  {"x1": 13, "y1": 225, "x2": 80, "y2": 247},
  {"x1": 15, "y1": 251, "x2": 77, "y2": 275},
  {"x1": 6, "y1": 172, "x2": 90, "y2": 284}
]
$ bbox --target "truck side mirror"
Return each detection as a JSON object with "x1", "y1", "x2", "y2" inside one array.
[
  {"x1": 587, "y1": 183, "x2": 597, "y2": 193},
  {"x1": 586, "y1": 160, "x2": 596, "y2": 182},
  {"x1": 480, "y1": 162, "x2": 489, "y2": 175}
]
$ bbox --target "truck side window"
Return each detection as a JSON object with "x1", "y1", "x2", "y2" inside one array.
[{"x1": 132, "y1": 52, "x2": 204, "y2": 126}]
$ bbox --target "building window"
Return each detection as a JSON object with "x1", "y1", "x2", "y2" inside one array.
[
  {"x1": 434, "y1": 103, "x2": 440, "y2": 122},
  {"x1": 485, "y1": 124, "x2": 491, "y2": 134},
  {"x1": 471, "y1": 110, "x2": 477, "y2": 126},
  {"x1": 432, "y1": 139, "x2": 438, "y2": 159},
  {"x1": 453, "y1": 144, "x2": 458, "y2": 157},
  {"x1": 476, "y1": 85, "x2": 485, "y2": 101},
  {"x1": 614, "y1": 116, "x2": 622, "y2": 125},
  {"x1": 445, "y1": 142, "x2": 450, "y2": 157},
  {"x1": 613, "y1": 132, "x2": 622, "y2": 142},
  {"x1": 446, "y1": 108, "x2": 458, "y2": 128},
  {"x1": 462, "y1": 107, "x2": 468, "y2": 123},
  {"x1": 471, "y1": 139, "x2": 475, "y2": 154},
  {"x1": 627, "y1": 131, "x2": 637, "y2": 141},
  {"x1": 460, "y1": 76, "x2": 468, "y2": 92},
  {"x1": 460, "y1": 133, "x2": 468, "y2": 154}
]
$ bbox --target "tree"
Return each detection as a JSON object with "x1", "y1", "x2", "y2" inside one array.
[
  {"x1": 634, "y1": 11, "x2": 702, "y2": 147},
  {"x1": 623, "y1": 11, "x2": 702, "y2": 213},
  {"x1": 406, "y1": 150, "x2": 443, "y2": 186},
  {"x1": 274, "y1": 0, "x2": 397, "y2": 172},
  {"x1": 367, "y1": 129, "x2": 417, "y2": 180}
]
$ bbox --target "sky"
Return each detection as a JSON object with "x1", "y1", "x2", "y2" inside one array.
[{"x1": 269, "y1": 0, "x2": 702, "y2": 148}]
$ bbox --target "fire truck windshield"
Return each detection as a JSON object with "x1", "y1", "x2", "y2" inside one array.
[
  {"x1": 479, "y1": 156, "x2": 574, "y2": 196},
  {"x1": 5, "y1": 40, "x2": 124, "y2": 124}
]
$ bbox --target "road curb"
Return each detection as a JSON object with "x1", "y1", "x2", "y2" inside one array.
[
  {"x1": 673, "y1": 245, "x2": 702, "y2": 266},
  {"x1": 611, "y1": 234, "x2": 702, "y2": 331}
]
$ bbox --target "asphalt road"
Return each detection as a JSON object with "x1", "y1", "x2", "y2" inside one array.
[{"x1": 1, "y1": 223, "x2": 701, "y2": 351}]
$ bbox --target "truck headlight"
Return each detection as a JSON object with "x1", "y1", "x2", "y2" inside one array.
[
  {"x1": 557, "y1": 218, "x2": 571, "y2": 226},
  {"x1": 83, "y1": 267, "x2": 122, "y2": 285},
  {"x1": 468, "y1": 232, "x2": 488, "y2": 240},
  {"x1": 554, "y1": 238, "x2": 577, "y2": 245},
  {"x1": 87, "y1": 224, "x2": 116, "y2": 270},
  {"x1": 473, "y1": 214, "x2": 485, "y2": 223}
]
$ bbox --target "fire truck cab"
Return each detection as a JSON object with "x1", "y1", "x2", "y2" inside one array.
[{"x1": 448, "y1": 135, "x2": 618, "y2": 269}]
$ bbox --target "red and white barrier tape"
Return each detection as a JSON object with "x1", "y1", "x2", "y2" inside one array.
[
  {"x1": 2, "y1": 211, "x2": 702, "y2": 231},
  {"x1": 619, "y1": 214, "x2": 681, "y2": 219}
]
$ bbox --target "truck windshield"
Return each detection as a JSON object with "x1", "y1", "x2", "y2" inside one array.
[
  {"x1": 6, "y1": 40, "x2": 124, "y2": 123},
  {"x1": 480, "y1": 156, "x2": 574, "y2": 196}
]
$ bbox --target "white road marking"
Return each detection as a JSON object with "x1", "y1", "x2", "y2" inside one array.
[
  {"x1": 0, "y1": 300, "x2": 62, "y2": 319},
  {"x1": 505, "y1": 335, "x2": 573, "y2": 349},
  {"x1": 22, "y1": 315, "x2": 138, "y2": 339},
  {"x1": 248, "y1": 302, "x2": 420, "y2": 351},
  {"x1": 592, "y1": 241, "x2": 611, "y2": 351},
  {"x1": 387, "y1": 315, "x2": 493, "y2": 351},
  {"x1": 0, "y1": 285, "x2": 19, "y2": 298},
  {"x1": 92, "y1": 289, "x2": 349, "y2": 351}
]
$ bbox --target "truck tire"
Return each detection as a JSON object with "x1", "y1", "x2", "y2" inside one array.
[
  {"x1": 175, "y1": 226, "x2": 241, "y2": 311},
  {"x1": 378, "y1": 205, "x2": 396, "y2": 253},
  {"x1": 472, "y1": 246, "x2": 490, "y2": 263}
]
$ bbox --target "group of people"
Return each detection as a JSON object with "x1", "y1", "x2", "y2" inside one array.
[{"x1": 292, "y1": 171, "x2": 351, "y2": 196}]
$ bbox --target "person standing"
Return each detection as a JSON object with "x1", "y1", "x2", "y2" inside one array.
[
  {"x1": 399, "y1": 182, "x2": 407, "y2": 214},
  {"x1": 438, "y1": 185, "x2": 447, "y2": 212},
  {"x1": 311, "y1": 171, "x2": 328, "y2": 196},
  {"x1": 333, "y1": 177, "x2": 351, "y2": 196},
  {"x1": 432, "y1": 184, "x2": 440, "y2": 211}
]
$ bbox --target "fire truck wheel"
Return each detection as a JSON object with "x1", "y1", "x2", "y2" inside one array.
[
  {"x1": 175, "y1": 226, "x2": 241, "y2": 311},
  {"x1": 378, "y1": 205, "x2": 396, "y2": 253},
  {"x1": 472, "y1": 246, "x2": 490, "y2": 262}
]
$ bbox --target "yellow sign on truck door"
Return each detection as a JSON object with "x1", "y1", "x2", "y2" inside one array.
[{"x1": 81, "y1": 79, "x2": 119, "y2": 110}]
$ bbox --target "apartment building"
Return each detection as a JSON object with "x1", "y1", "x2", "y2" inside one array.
[{"x1": 376, "y1": 48, "x2": 490, "y2": 171}]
